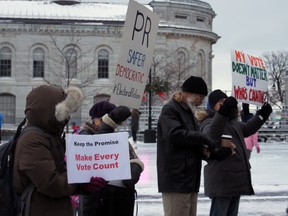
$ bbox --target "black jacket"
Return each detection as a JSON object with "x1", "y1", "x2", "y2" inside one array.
[
  {"x1": 157, "y1": 99, "x2": 213, "y2": 193},
  {"x1": 198, "y1": 109, "x2": 266, "y2": 197}
]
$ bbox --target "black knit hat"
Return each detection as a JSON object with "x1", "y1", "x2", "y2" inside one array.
[
  {"x1": 89, "y1": 101, "x2": 116, "y2": 119},
  {"x1": 181, "y1": 76, "x2": 208, "y2": 96},
  {"x1": 208, "y1": 89, "x2": 228, "y2": 109}
]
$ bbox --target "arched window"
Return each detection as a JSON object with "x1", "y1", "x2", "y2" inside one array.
[
  {"x1": 0, "y1": 47, "x2": 12, "y2": 77},
  {"x1": 98, "y1": 49, "x2": 109, "y2": 78},
  {"x1": 33, "y1": 48, "x2": 45, "y2": 78},
  {"x1": 65, "y1": 48, "x2": 77, "y2": 79},
  {"x1": 177, "y1": 51, "x2": 186, "y2": 65},
  {"x1": 0, "y1": 93, "x2": 16, "y2": 124}
]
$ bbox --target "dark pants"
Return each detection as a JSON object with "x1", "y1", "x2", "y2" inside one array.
[
  {"x1": 210, "y1": 196, "x2": 240, "y2": 216},
  {"x1": 79, "y1": 185, "x2": 135, "y2": 216},
  {"x1": 246, "y1": 149, "x2": 252, "y2": 160},
  {"x1": 0, "y1": 127, "x2": 2, "y2": 142},
  {"x1": 131, "y1": 130, "x2": 137, "y2": 142}
]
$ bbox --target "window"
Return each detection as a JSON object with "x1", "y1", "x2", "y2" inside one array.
[
  {"x1": 65, "y1": 48, "x2": 77, "y2": 79},
  {"x1": 175, "y1": 14, "x2": 188, "y2": 20},
  {"x1": 177, "y1": 51, "x2": 186, "y2": 65},
  {"x1": 0, "y1": 47, "x2": 12, "y2": 77},
  {"x1": 98, "y1": 49, "x2": 109, "y2": 78},
  {"x1": 197, "y1": 17, "x2": 205, "y2": 22},
  {"x1": 0, "y1": 93, "x2": 15, "y2": 124},
  {"x1": 33, "y1": 48, "x2": 45, "y2": 78}
]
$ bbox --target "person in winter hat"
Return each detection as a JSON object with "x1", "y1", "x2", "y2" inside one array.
[
  {"x1": 240, "y1": 103, "x2": 260, "y2": 159},
  {"x1": 157, "y1": 75, "x2": 216, "y2": 216},
  {"x1": 13, "y1": 85, "x2": 107, "y2": 216},
  {"x1": 130, "y1": 108, "x2": 141, "y2": 149},
  {"x1": 78, "y1": 101, "x2": 144, "y2": 216},
  {"x1": 197, "y1": 89, "x2": 272, "y2": 216},
  {"x1": 78, "y1": 101, "x2": 117, "y2": 134}
]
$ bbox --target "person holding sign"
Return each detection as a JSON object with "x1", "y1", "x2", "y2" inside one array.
[
  {"x1": 198, "y1": 89, "x2": 272, "y2": 216},
  {"x1": 13, "y1": 85, "x2": 107, "y2": 216},
  {"x1": 157, "y1": 76, "x2": 216, "y2": 216},
  {"x1": 78, "y1": 101, "x2": 144, "y2": 216}
]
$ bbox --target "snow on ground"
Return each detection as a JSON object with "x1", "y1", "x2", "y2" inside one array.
[{"x1": 135, "y1": 141, "x2": 288, "y2": 216}]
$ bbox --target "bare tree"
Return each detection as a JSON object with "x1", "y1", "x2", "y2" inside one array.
[
  {"x1": 46, "y1": 32, "x2": 97, "y2": 90},
  {"x1": 147, "y1": 50, "x2": 197, "y2": 99},
  {"x1": 43, "y1": 32, "x2": 99, "y2": 132},
  {"x1": 163, "y1": 50, "x2": 194, "y2": 92},
  {"x1": 142, "y1": 49, "x2": 199, "y2": 106},
  {"x1": 263, "y1": 51, "x2": 288, "y2": 108}
]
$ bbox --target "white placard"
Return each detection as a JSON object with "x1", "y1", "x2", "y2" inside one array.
[
  {"x1": 110, "y1": 0, "x2": 160, "y2": 109},
  {"x1": 66, "y1": 132, "x2": 130, "y2": 184},
  {"x1": 231, "y1": 50, "x2": 268, "y2": 106}
]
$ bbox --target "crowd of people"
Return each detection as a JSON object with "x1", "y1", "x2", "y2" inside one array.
[
  {"x1": 156, "y1": 76, "x2": 272, "y2": 216},
  {"x1": 7, "y1": 74, "x2": 273, "y2": 216}
]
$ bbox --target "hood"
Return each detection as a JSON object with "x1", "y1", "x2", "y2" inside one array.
[
  {"x1": 195, "y1": 109, "x2": 215, "y2": 123},
  {"x1": 25, "y1": 85, "x2": 83, "y2": 134}
]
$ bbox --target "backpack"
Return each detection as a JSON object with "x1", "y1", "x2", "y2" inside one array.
[{"x1": 0, "y1": 118, "x2": 43, "y2": 216}]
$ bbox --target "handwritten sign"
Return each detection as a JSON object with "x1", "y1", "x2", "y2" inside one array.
[
  {"x1": 66, "y1": 132, "x2": 130, "y2": 184},
  {"x1": 110, "y1": 0, "x2": 160, "y2": 109},
  {"x1": 231, "y1": 50, "x2": 268, "y2": 106}
]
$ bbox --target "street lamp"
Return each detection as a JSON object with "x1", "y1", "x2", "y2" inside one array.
[{"x1": 144, "y1": 68, "x2": 156, "y2": 143}]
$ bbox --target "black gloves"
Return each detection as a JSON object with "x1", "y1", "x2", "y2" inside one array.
[
  {"x1": 257, "y1": 102, "x2": 272, "y2": 120},
  {"x1": 108, "y1": 106, "x2": 131, "y2": 124},
  {"x1": 209, "y1": 147, "x2": 233, "y2": 161},
  {"x1": 130, "y1": 163, "x2": 142, "y2": 184},
  {"x1": 218, "y1": 96, "x2": 238, "y2": 117}
]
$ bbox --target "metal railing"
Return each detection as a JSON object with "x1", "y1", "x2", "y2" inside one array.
[
  {"x1": 119, "y1": 106, "x2": 288, "y2": 143},
  {"x1": 2, "y1": 106, "x2": 287, "y2": 143}
]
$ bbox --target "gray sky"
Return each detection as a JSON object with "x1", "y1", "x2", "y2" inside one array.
[
  {"x1": 204, "y1": 0, "x2": 288, "y2": 92},
  {"x1": 92, "y1": 0, "x2": 288, "y2": 92}
]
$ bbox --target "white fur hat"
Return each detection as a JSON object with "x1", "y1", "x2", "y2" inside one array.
[{"x1": 55, "y1": 86, "x2": 83, "y2": 122}]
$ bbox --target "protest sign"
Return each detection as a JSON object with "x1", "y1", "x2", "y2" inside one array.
[
  {"x1": 66, "y1": 132, "x2": 130, "y2": 184},
  {"x1": 231, "y1": 50, "x2": 268, "y2": 106},
  {"x1": 110, "y1": 0, "x2": 160, "y2": 109}
]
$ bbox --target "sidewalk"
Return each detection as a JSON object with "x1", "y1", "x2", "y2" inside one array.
[{"x1": 135, "y1": 141, "x2": 288, "y2": 216}]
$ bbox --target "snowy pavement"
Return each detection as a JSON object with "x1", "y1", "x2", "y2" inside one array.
[
  {"x1": 1, "y1": 138, "x2": 287, "y2": 215},
  {"x1": 135, "y1": 141, "x2": 288, "y2": 216}
]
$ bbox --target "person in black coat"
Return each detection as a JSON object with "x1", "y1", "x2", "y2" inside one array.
[
  {"x1": 198, "y1": 89, "x2": 272, "y2": 216},
  {"x1": 157, "y1": 76, "x2": 217, "y2": 216}
]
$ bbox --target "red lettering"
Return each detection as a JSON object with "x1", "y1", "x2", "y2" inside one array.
[
  {"x1": 248, "y1": 89, "x2": 265, "y2": 103},
  {"x1": 235, "y1": 50, "x2": 246, "y2": 63},
  {"x1": 233, "y1": 86, "x2": 247, "y2": 100},
  {"x1": 76, "y1": 164, "x2": 91, "y2": 170},
  {"x1": 247, "y1": 55, "x2": 266, "y2": 70}
]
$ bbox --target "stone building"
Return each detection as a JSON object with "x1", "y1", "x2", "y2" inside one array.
[{"x1": 0, "y1": 0, "x2": 219, "y2": 125}]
